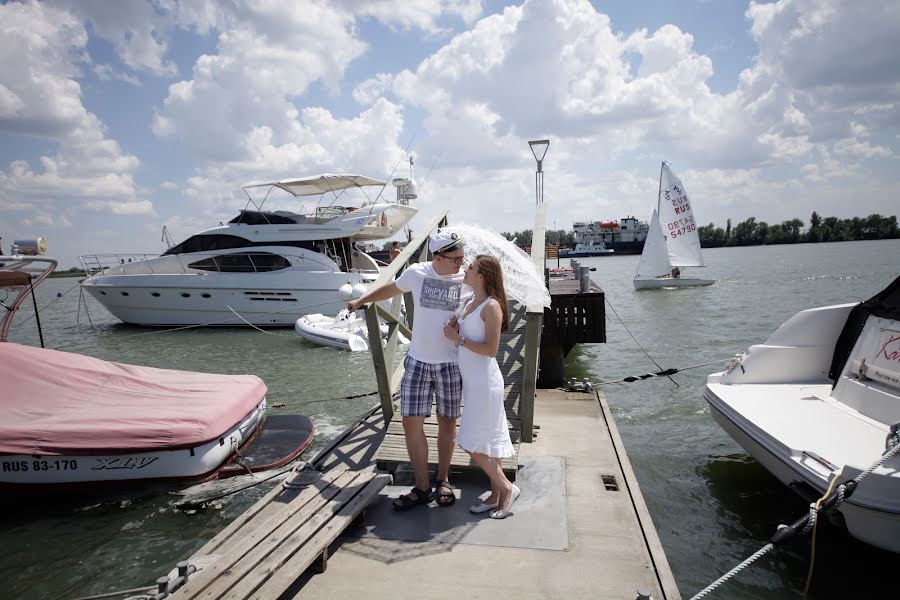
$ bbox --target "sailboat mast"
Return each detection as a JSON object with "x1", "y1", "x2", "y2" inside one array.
[{"x1": 657, "y1": 161, "x2": 664, "y2": 214}]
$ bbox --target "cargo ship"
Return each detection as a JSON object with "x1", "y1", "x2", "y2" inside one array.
[{"x1": 562, "y1": 217, "x2": 649, "y2": 256}]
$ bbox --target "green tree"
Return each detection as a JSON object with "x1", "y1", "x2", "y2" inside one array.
[
  {"x1": 781, "y1": 218, "x2": 804, "y2": 243},
  {"x1": 755, "y1": 221, "x2": 770, "y2": 245},
  {"x1": 732, "y1": 217, "x2": 758, "y2": 246}
]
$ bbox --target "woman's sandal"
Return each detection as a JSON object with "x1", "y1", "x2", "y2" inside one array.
[
  {"x1": 392, "y1": 486, "x2": 432, "y2": 511},
  {"x1": 433, "y1": 480, "x2": 456, "y2": 507}
]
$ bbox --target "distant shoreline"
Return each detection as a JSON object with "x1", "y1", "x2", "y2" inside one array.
[{"x1": 48, "y1": 270, "x2": 87, "y2": 278}]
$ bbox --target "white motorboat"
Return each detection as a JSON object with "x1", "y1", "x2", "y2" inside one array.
[
  {"x1": 704, "y1": 276, "x2": 900, "y2": 552},
  {"x1": 294, "y1": 308, "x2": 409, "y2": 351},
  {"x1": 80, "y1": 173, "x2": 418, "y2": 326},
  {"x1": 633, "y1": 162, "x2": 714, "y2": 290},
  {"x1": 558, "y1": 240, "x2": 614, "y2": 257},
  {"x1": 0, "y1": 250, "x2": 313, "y2": 489}
]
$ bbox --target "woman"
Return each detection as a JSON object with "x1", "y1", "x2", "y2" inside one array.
[{"x1": 443, "y1": 254, "x2": 519, "y2": 519}]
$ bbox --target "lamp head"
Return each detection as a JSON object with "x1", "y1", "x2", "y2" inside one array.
[{"x1": 529, "y1": 139, "x2": 550, "y2": 164}]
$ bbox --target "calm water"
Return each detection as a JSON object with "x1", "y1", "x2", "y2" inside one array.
[{"x1": 2, "y1": 240, "x2": 898, "y2": 599}]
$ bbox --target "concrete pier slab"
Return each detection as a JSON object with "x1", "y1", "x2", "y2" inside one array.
[{"x1": 283, "y1": 389, "x2": 681, "y2": 600}]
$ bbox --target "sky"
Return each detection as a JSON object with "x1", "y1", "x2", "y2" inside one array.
[{"x1": 1, "y1": 0, "x2": 898, "y2": 267}]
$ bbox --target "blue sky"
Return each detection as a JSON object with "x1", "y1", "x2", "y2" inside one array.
[{"x1": 1, "y1": 0, "x2": 898, "y2": 267}]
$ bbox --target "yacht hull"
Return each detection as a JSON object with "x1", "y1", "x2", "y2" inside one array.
[
  {"x1": 559, "y1": 250, "x2": 615, "y2": 257},
  {"x1": 82, "y1": 271, "x2": 369, "y2": 326},
  {"x1": 633, "y1": 277, "x2": 714, "y2": 290}
]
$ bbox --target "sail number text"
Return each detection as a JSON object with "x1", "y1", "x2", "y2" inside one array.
[{"x1": 666, "y1": 216, "x2": 696, "y2": 238}]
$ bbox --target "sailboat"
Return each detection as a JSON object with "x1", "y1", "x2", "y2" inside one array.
[{"x1": 633, "y1": 162, "x2": 714, "y2": 290}]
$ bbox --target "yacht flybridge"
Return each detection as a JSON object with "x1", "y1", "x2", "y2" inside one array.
[{"x1": 80, "y1": 174, "x2": 418, "y2": 326}]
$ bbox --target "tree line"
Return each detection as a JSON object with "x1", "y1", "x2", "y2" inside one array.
[
  {"x1": 698, "y1": 212, "x2": 898, "y2": 247},
  {"x1": 500, "y1": 230, "x2": 573, "y2": 246}
]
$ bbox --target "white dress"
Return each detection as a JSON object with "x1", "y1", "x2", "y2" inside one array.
[{"x1": 456, "y1": 297, "x2": 515, "y2": 458}]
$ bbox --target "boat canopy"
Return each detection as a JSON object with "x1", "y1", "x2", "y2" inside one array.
[
  {"x1": 243, "y1": 174, "x2": 385, "y2": 197},
  {"x1": 829, "y1": 274, "x2": 900, "y2": 383},
  {"x1": 0, "y1": 343, "x2": 267, "y2": 455}
]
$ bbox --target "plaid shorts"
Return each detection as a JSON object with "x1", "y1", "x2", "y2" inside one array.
[{"x1": 400, "y1": 355, "x2": 462, "y2": 419}]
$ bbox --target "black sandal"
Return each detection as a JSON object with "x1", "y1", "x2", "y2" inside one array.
[
  {"x1": 392, "y1": 486, "x2": 432, "y2": 511},
  {"x1": 434, "y1": 480, "x2": 456, "y2": 507}
]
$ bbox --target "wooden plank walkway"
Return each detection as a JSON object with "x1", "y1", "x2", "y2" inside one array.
[
  {"x1": 287, "y1": 389, "x2": 682, "y2": 600},
  {"x1": 172, "y1": 467, "x2": 390, "y2": 599},
  {"x1": 375, "y1": 303, "x2": 529, "y2": 479}
]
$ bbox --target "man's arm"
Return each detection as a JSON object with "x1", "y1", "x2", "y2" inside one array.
[{"x1": 347, "y1": 282, "x2": 403, "y2": 313}]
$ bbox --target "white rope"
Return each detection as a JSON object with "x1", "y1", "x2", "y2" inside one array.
[
  {"x1": 52, "y1": 298, "x2": 340, "y2": 350},
  {"x1": 226, "y1": 305, "x2": 280, "y2": 335},
  {"x1": 690, "y1": 543, "x2": 775, "y2": 599},
  {"x1": 693, "y1": 438, "x2": 900, "y2": 599}
]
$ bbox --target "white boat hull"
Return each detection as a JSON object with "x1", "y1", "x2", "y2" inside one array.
[
  {"x1": 82, "y1": 271, "x2": 371, "y2": 326},
  {"x1": 633, "y1": 277, "x2": 714, "y2": 290},
  {"x1": 294, "y1": 311, "x2": 408, "y2": 351},
  {"x1": 703, "y1": 299, "x2": 900, "y2": 553},
  {"x1": 706, "y1": 386, "x2": 900, "y2": 552},
  {"x1": 0, "y1": 399, "x2": 266, "y2": 484}
]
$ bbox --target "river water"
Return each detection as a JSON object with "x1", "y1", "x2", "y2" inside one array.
[{"x1": 2, "y1": 240, "x2": 898, "y2": 599}]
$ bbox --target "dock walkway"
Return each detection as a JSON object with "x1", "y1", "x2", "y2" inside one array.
[
  {"x1": 261, "y1": 388, "x2": 679, "y2": 599},
  {"x1": 170, "y1": 387, "x2": 679, "y2": 599}
]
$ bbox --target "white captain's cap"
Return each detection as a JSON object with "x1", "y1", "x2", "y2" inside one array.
[{"x1": 429, "y1": 231, "x2": 465, "y2": 253}]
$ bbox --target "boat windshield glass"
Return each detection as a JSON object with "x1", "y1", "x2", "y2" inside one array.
[
  {"x1": 188, "y1": 252, "x2": 291, "y2": 273},
  {"x1": 164, "y1": 234, "x2": 253, "y2": 256}
]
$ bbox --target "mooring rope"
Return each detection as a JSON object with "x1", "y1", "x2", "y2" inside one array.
[
  {"x1": 70, "y1": 586, "x2": 156, "y2": 600},
  {"x1": 596, "y1": 358, "x2": 731, "y2": 385},
  {"x1": 268, "y1": 390, "x2": 378, "y2": 409},
  {"x1": 51, "y1": 298, "x2": 344, "y2": 351},
  {"x1": 11, "y1": 277, "x2": 83, "y2": 326},
  {"x1": 605, "y1": 297, "x2": 679, "y2": 387},
  {"x1": 690, "y1": 439, "x2": 900, "y2": 599}
]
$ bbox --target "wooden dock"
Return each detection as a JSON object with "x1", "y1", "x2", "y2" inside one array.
[
  {"x1": 540, "y1": 264, "x2": 606, "y2": 387},
  {"x1": 156, "y1": 203, "x2": 680, "y2": 600}
]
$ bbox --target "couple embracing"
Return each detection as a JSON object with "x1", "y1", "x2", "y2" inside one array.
[{"x1": 348, "y1": 231, "x2": 519, "y2": 519}]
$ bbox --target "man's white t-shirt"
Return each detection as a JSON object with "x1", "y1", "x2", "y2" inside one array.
[{"x1": 395, "y1": 262, "x2": 471, "y2": 364}]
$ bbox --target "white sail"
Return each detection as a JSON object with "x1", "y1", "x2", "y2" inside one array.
[
  {"x1": 634, "y1": 210, "x2": 671, "y2": 280},
  {"x1": 657, "y1": 162, "x2": 704, "y2": 267}
]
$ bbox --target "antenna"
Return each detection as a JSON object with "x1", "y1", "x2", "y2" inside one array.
[
  {"x1": 161, "y1": 225, "x2": 175, "y2": 249},
  {"x1": 374, "y1": 134, "x2": 417, "y2": 204}
]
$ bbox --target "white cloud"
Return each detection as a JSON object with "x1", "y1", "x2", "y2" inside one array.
[
  {"x1": 338, "y1": 0, "x2": 483, "y2": 33},
  {"x1": 93, "y1": 64, "x2": 141, "y2": 86},
  {"x1": 153, "y1": 3, "x2": 368, "y2": 161},
  {"x1": 50, "y1": 0, "x2": 176, "y2": 75},
  {"x1": 0, "y1": 1, "x2": 146, "y2": 216}
]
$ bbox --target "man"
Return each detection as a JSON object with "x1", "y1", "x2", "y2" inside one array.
[
  {"x1": 348, "y1": 231, "x2": 469, "y2": 510},
  {"x1": 389, "y1": 240, "x2": 402, "y2": 262}
]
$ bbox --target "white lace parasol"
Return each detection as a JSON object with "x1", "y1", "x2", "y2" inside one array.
[{"x1": 439, "y1": 223, "x2": 551, "y2": 308}]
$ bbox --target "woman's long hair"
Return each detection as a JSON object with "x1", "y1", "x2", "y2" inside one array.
[{"x1": 475, "y1": 254, "x2": 509, "y2": 333}]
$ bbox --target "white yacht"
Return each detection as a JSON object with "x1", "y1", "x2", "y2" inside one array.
[
  {"x1": 705, "y1": 276, "x2": 900, "y2": 552},
  {"x1": 80, "y1": 174, "x2": 417, "y2": 326},
  {"x1": 558, "y1": 239, "x2": 614, "y2": 257}
]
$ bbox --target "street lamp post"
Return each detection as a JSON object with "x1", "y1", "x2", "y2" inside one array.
[
  {"x1": 529, "y1": 139, "x2": 551, "y2": 264},
  {"x1": 528, "y1": 139, "x2": 550, "y2": 206}
]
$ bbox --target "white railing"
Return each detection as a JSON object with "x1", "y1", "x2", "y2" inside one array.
[{"x1": 78, "y1": 251, "x2": 341, "y2": 278}]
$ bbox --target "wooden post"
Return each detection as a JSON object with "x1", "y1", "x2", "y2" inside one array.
[
  {"x1": 519, "y1": 202, "x2": 547, "y2": 443},
  {"x1": 363, "y1": 212, "x2": 449, "y2": 424}
]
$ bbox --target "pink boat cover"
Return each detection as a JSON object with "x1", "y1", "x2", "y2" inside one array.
[{"x1": 0, "y1": 343, "x2": 267, "y2": 455}]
